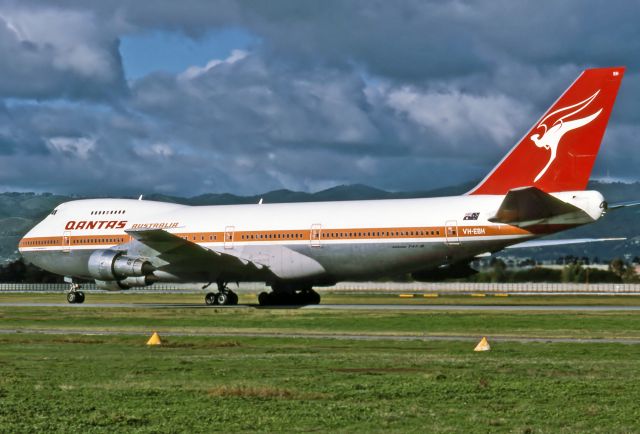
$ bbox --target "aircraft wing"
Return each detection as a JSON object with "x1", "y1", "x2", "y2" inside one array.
[
  {"x1": 125, "y1": 228, "x2": 267, "y2": 276},
  {"x1": 505, "y1": 237, "x2": 625, "y2": 249}
]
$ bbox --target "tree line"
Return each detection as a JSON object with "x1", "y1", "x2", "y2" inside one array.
[
  {"x1": 467, "y1": 258, "x2": 639, "y2": 284},
  {"x1": 0, "y1": 258, "x2": 64, "y2": 283}
]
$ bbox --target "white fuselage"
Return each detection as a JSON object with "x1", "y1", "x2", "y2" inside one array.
[{"x1": 19, "y1": 191, "x2": 605, "y2": 287}]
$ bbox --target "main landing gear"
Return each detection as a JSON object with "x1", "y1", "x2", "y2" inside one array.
[
  {"x1": 258, "y1": 288, "x2": 321, "y2": 306},
  {"x1": 204, "y1": 281, "x2": 239, "y2": 306},
  {"x1": 66, "y1": 283, "x2": 85, "y2": 304}
]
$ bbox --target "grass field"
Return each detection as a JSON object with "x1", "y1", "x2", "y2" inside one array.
[
  {"x1": 1, "y1": 293, "x2": 640, "y2": 432},
  {"x1": 4, "y1": 290, "x2": 640, "y2": 305}
]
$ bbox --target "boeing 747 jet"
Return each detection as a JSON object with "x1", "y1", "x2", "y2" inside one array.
[{"x1": 19, "y1": 67, "x2": 632, "y2": 305}]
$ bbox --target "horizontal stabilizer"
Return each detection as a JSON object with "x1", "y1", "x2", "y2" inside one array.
[
  {"x1": 506, "y1": 237, "x2": 625, "y2": 249},
  {"x1": 489, "y1": 187, "x2": 588, "y2": 226},
  {"x1": 607, "y1": 200, "x2": 640, "y2": 210}
]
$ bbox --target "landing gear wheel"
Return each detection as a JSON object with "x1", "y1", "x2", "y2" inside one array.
[
  {"x1": 205, "y1": 292, "x2": 218, "y2": 305},
  {"x1": 258, "y1": 292, "x2": 281, "y2": 306},
  {"x1": 66, "y1": 282, "x2": 83, "y2": 304},
  {"x1": 269, "y1": 292, "x2": 283, "y2": 305},
  {"x1": 216, "y1": 292, "x2": 229, "y2": 305},
  {"x1": 258, "y1": 292, "x2": 270, "y2": 306},
  {"x1": 307, "y1": 290, "x2": 320, "y2": 305},
  {"x1": 228, "y1": 291, "x2": 239, "y2": 305},
  {"x1": 67, "y1": 292, "x2": 77, "y2": 304},
  {"x1": 212, "y1": 281, "x2": 238, "y2": 306}
]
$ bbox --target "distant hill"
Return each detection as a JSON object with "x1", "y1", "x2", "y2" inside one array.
[
  {"x1": 3, "y1": 181, "x2": 639, "y2": 262},
  {"x1": 0, "y1": 193, "x2": 72, "y2": 261}
]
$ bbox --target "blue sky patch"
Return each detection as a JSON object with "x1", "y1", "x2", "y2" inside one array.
[{"x1": 120, "y1": 27, "x2": 257, "y2": 79}]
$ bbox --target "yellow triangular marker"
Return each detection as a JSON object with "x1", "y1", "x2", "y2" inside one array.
[
  {"x1": 474, "y1": 337, "x2": 490, "y2": 352},
  {"x1": 146, "y1": 332, "x2": 162, "y2": 346}
]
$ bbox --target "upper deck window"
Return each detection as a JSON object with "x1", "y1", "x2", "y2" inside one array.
[{"x1": 90, "y1": 209, "x2": 127, "y2": 215}]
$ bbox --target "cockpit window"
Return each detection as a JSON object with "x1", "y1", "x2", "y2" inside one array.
[{"x1": 50, "y1": 209, "x2": 58, "y2": 215}]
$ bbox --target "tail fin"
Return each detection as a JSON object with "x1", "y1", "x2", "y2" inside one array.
[{"x1": 469, "y1": 67, "x2": 624, "y2": 195}]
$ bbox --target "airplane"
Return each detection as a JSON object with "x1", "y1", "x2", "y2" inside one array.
[{"x1": 19, "y1": 66, "x2": 633, "y2": 305}]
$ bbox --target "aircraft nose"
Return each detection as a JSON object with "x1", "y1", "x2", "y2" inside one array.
[
  {"x1": 18, "y1": 230, "x2": 30, "y2": 252},
  {"x1": 18, "y1": 223, "x2": 40, "y2": 260}
]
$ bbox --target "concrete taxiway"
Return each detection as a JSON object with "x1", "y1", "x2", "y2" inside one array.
[{"x1": 2, "y1": 302, "x2": 640, "y2": 311}]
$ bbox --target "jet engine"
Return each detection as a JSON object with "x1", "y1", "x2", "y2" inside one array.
[{"x1": 88, "y1": 249, "x2": 155, "y2": 281}]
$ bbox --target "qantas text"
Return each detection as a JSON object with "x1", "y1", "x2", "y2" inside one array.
[{"x1": 65, "y1": 220, "x2": 127, "y2": 230}]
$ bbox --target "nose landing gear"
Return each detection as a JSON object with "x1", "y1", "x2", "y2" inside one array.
[{"x1": 66, "y1": 283, "x2": 85, "y2": 304}]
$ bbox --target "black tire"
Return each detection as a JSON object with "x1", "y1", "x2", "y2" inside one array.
[
  {"x1": 216, "y1": 292, "x2": 229, "y2": 305},
  {"x1": 66, "y1": 292, "x2": 77, "y2": 304},
  {"x1": 258, "y1": 292, "x2": 270, "y2": 306},
  {"x1": 308, "y1": 290, "x2": 321, "y2": 305},
  {"x1": 205, "y1": 292, "x2": 217, "y2": 305},
  {"x1": 76, "y1": 291, "x2": 85, "y2": 304},
  {"x1": 228, "y1": 292, "x2": 239, "y2": 305},
  {"x1": 269, "y1": 292, "x2": 288, "y2": 306}
]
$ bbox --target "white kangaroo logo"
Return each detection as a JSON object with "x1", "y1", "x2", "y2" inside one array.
[{"x1": 531, "y1": 90, "x2": 602, "y2": 182}]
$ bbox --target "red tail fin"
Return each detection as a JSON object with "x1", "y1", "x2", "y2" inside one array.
[{"x1": 469, "y1": 67, "x2": 624, "y2": 195}]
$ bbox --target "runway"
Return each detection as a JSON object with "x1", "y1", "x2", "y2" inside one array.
[
  {"x1": 0, "y1": 327, "x2": 638, "y2": 344},
  {"x1": 2, "y1": 302, "x2": 640, "y2": 311}
]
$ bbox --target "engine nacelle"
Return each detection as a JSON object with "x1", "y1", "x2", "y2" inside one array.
[
  {"x1": 88, "y1": 250, "x2": 155, "y2": 281},
  {"x1": 94, "y1": 276, "x2": 155, "y2": 291},
  {"x1": 94, "y1": 279, "x2": 129, "y2": 291},
  {"x1": 120, "y1": 276, "x2": 155, "y2": 287}
]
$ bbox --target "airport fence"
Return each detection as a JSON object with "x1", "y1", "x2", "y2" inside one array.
[{"x1": 1, "y1": 282, "x2": 640, "y2": 294}]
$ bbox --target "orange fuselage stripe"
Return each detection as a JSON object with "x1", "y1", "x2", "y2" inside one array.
[{"x1": 18, "y1": 224, "x2": 542, "y2": 249}]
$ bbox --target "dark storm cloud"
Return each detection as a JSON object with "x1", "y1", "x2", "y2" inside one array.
[
  {"x1": 131, "y1": 54, "x2": 383, "y2": 154},
  {"x1": 0, "y1": 4, "x2": 127, "y2": 100},
  {"x1": 0, "y1": 0, "x2": 639, "y2": 195},
  {"x1": 40, "y1": 0, "x2": 638, "y2": 80}
]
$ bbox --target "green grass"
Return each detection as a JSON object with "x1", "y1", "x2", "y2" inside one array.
[
  {"x1": 2, "y1": 294, "x2": 640, "y2": 432},
  {"x1": 1, "y1": 334, "x2": 639, "y2": 432},
  {"x1": 1, "y1": 301, "x2": 640, "y2": 339},
  {"x1": 3, "y1": 291, "x2": 640, "y2": 305}
]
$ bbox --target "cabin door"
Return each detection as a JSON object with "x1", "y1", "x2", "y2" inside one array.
[
  {"x1": 62, "y1": 231, "x2": 71, "y2": 253},
  {"x1": 224, "y1": 226, "x2": 235, "y2": 249},
  {"x1": 310, "y1": 224, "x2": 322, "y2": 247},
  {"x1": 444, "y1": 220, "x2": 460, "y2": 245}
]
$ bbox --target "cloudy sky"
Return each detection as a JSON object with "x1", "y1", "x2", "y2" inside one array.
[{"x1": 0, "y1": 0, "x2": 638, "y2": 196}]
